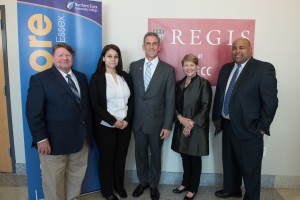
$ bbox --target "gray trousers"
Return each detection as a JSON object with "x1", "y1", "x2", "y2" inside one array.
[{"x1": 134, "y1": 130, "x2": 164, "y2": 188}]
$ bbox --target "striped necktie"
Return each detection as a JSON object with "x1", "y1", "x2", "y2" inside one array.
[
  {"x1": 66, "y1": 74, "x2": 81, "y2": 104},
  {"x1": 223, "y1": 64, "x2": 241, "y2": 115},
  {"x1": 144, "y1": 62, "x2": 152, "y2": 91}
]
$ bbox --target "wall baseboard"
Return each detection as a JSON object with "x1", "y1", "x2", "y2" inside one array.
[
  {"x1": 16, "y1": 163, "x2": 26, "y2": 175},
  {"x1": 125, "y1": 170, "x2": 300, "y2": 189},
  {"x1": 15, "y1": 164, "x2": 300, "y2": 188}
]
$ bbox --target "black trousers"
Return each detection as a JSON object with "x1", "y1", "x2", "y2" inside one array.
[
  {"x1": 222, "y1": 119, "x2": 263, "y2": 200},
  {"x1": 94, "y1": 124, "x2": 131, "y2": 197},
  {"x1": 180, "y1": 153, "x2": 202, "y2": 193}
]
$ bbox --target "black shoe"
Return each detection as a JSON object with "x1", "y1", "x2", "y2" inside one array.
[
  {"x1": 215, "y1": 189, "x2": 242, "y2": 198},
  {"x1": 115, "y1": 187, "x2": 127, "y2": 198},
  {"x1": 105, "y1": 193, "x2": 119, "y2": 200},
  {"x1": 183, "y1": 191, "x2": 197, "y2": 200},
  {"x1": 116, "y1": 188, "x2": 127, "y2": 198},
  {"x1": 132, "y1": 184, "x2": 148, "y2": 197},
  {"x1": 150, "y1": 187, "x2": 160, "y2": 200},
  {"x1": 173, "y1": 186, "x2": 189, "y2": 193}
]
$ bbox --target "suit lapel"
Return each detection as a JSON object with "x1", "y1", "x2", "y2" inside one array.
[
  {"x1": 221, "y1": 64, "x2": 235, "y2": 98},
  {"x1": 51, "y1": 66, "x2": 81, "y2": 105},
  {"x1": 145, "y1": 60, "x2": 163, "y2": 92},
  {"x1": 73, "y1": 71, "x2": 84, "y2": 108},
  {"x1": 137, "y1": 60, "x2": 146, "y2": 92},
  {"x1": 232, "y1": 57, "x2": 253, "y2": 95},
  {"x1": 73, "y1": 70, "x2": 83, "y2": 99}
]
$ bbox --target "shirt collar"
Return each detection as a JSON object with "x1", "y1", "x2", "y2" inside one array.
[
  {"x1": 57, "y1": 68, "x2": 74, "y2": 78},
  {"x1": 145, "y1": 57, "x2": 159, "y2": 66}
]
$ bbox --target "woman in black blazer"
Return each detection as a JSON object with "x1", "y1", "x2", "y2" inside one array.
[
  {"x1": 171, "y1": 54, "x2": 212, "y2": 200},
  {"x1": 89, "y1": 44, "x2": 133, "y2": 200}
]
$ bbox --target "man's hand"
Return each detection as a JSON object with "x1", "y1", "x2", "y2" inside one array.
[
  {"x1": 213, "y1": 119, "x2": 222, "y2": 135},
  {"x1": 160, "y1": 129, "x2": 171, "y2": 139},
  {"x1": 37, "y1": 139, "x2": 51, "y2": 155}
]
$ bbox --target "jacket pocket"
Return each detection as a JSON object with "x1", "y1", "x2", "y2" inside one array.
[{"x1": 244, "y1": 112, "x2": 261, "y2": 135}]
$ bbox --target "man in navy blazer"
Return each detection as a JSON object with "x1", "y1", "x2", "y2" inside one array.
[
  {"x1": 212, "y1": 38, "x2": 278, "y2": 200},
  {"x1": 26, "y1": 43, "x2": 93, "y2": 200},
  {"x1": 130, "y1": 32, "x2": 175, "y2": 200}
]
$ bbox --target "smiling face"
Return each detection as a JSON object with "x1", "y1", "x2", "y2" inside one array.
[
  {"x1": 183, "y1": 61, "x2": 198, "y2": 78},
  {"x1": 181, "y1": 54, "x2": 199, "y2": 78},
  {"x1": 103, "y1": 49, "x2": 119, "y2": 73},
  {"x1": 231, "y1": 38, "x2": 252, "y2": 64},
  {"x1": 143, "y1": 35, "x2": 160, "y2": 61},
  {"x1": 52, "y1": 47, "x2": 73, "y2": 73}
]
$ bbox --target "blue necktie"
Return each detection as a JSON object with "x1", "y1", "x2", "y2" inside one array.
[
  {"x1": 144, "y1": 62, "x2": 152, "y2": 91},
  {"x1": 66, "y1": 74, "x2": 81, "y2": 104},
  {"x1": 223, "y1": 64, "x2": 241, "y2": 115}
]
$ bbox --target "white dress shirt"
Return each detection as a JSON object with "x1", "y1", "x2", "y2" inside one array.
[
  {"x1": 101, "y1": 73, "x2": 130, "y2": 128},
  {"x1": 144, "y1": 57, "x2": 159, "y2": 78},
  {"x1": 222, "y1": 60, "x2": 249, "y2": 119}
]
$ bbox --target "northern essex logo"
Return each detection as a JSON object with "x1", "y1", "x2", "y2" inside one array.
[
  {"x1": 66, "y1": 1, "x2": 99, "y2": 12},
  {"x1": 66, "y1": 1, "x2": 75, "y2": 9}
]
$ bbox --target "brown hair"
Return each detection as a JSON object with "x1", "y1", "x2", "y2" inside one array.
[
  {"x1": 181, "y1": 54, "x2": 198, "y2": 66},
  {"x1": 95, "y1": 44, "x2": 123, "y2": 76},
  {"x1": 52, "y1": 43, "x2": 75, "y2": 55},
  {"x1": 143, "y1": 32, "x2": 160, "y2": 46}
]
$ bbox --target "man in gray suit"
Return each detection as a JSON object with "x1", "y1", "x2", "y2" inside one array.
[{"x1": 130, "y1": 32, "x2": 175, "y2": 200}]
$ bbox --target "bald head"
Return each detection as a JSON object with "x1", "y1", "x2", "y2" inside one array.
[{"x1": 231, "y1": 38, "x2": 252, "y2": 64}]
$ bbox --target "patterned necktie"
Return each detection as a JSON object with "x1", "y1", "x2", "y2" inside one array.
[
  {"x1": 66, "y1": 74, "x2": 81, "y2": 104},
  {"x1": 144, "y1": 62, "x2": 152, "y2": 91},
  {"x1": 223, "y1": 64, "x2": 241, "y2": 115}
]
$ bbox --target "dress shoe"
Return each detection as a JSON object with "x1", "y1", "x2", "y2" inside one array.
[
  {"x1": 116, "y1": 188, "x2": 127, "y2": 198},
  {"x1": 132, "y1": 184, "x2": 148, "y2": 197},
  {"x1": 215, "y1": 189, "x2": 242, "y2": 198},
  {"x1": 183, "y1": 191, "x2": 197, "y2": 200},
  {"x1": 150, "y1": 187, "x2": 160, "y2": 200},
  {"x1": 105, "y1": 193, "x2": 119, "y2": 200},
  {"x1": 173, "y1": 186, "x2": 189, "y2": 193}
]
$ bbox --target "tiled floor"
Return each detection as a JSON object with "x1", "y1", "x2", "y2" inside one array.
[
  {"x1": 80, "y1": 185, "x2": 300, "y2": 200},
  {"x1": 0, "y1": 173, "x2": 300, "y2": 200}
]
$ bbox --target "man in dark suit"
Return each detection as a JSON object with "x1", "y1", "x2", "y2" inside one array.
[
  {"x1": 26, "y1": 43, "x2": 93, "y2": 200},
  {"x1": 129, "y1": 32, "x2": 175, "y2": 200},
  {"x1": 212, "y1": 38, "x2": 278, "y2": 200}
]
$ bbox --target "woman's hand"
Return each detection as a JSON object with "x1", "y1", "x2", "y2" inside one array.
[
  {"x1": 113, "y1": 121, "x2": 123, "y2": 129},
  {"x1": 120, "y1": 120, "x2": 128, "y2": 129},
  {"x1": 178, "y1": 115, "x2": 194, "y2": 129},
  {"x1": 114, "y1": 120, "x2": 129, "y2": 129},
  {"x1": 183, "y1": 127, "x2": 191, "y2": 137}
]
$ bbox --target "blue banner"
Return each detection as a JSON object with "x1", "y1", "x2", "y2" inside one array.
[{"x1": 17, "y1": 0, "x2": 102, "y2": 199}]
